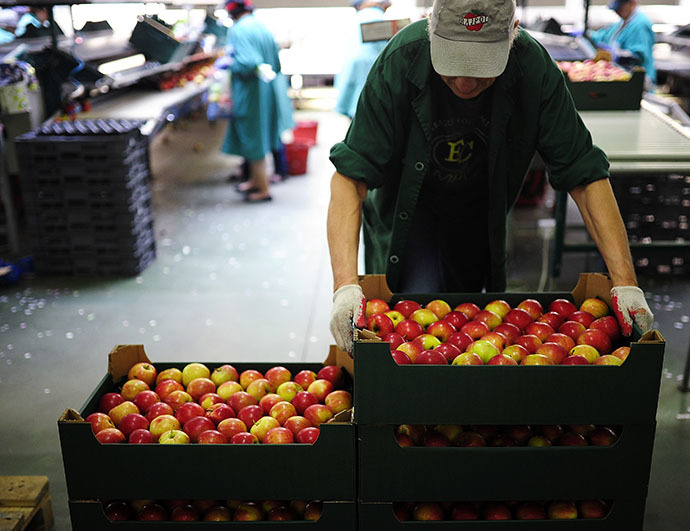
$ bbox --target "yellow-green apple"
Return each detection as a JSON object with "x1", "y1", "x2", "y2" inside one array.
[
  {"x1": 578, "y1": 329, "x2": 612, "y2": 354},
  {"x1": 578, "y1": 500, "x2": 609, "y2": 519},
  {"x1": 455, "y1": 302, "x2": 481, "y2": 319},
  {"x1": 410, "y1": 308, "x2": 439, "y2": 327},
  {"x1": 544, "y1": 333, "x2": 576, "y2": 352},
  {"x1": 316, "y1": 365, "x2": 345, "y2": 388},
  {"x1": 250, "y1": 416, "x2": 280, "y2": 442},
  {"x1": 611, "y1": 346, "x2": 630, "y2": 362},
  {"x1": 303, "y1": 404, "x2": 333, "y2": 427},
  {"x1": 569, "y1": 344, "x2": 599, "y2": 363},
  {"x1": 228, "y1": 391, "x2": 258, "y2": 412},
  {"x1": 86, "y1": 412, "x2": 115, "y2": 434},
  {"x1": 426, "y1": 299, "x2": 451, "y2": 318},
  {"x1": 236, "y1": 404, "x2": 263, "y2": 429},
  {"x1": 517, "y1": 298, "x2": 543, "y2": 320},
  {"x1": 562, "y1": 354, "x2": 590, "y2": 365},
  {"x1": 264, "y1": 426, "x2": 295, "y2": 444},
  {"x1": 307, "y1": 379, "x2": 334, "y2": 401},
  {"x1": 217, "y1": 417, "x2": 247, "y2": 439},
  {"x1": 283, "y1": 415, "x2": 312, "y2": 437},
  {"x1": 183, "y1": 416, "x2": 215, "y2": 442},
  {"x1": 456, "y1": 431, "x2": 486, "y2": 446},
  {"x1": 186, "y1": 377, "x2": 216, "y2": 402},
  {"x1": 536, "y1": 342, "x2": 568, "y2": 364},
  {"x1": 435, "y1": 424, "x2": 462, "y2": 443},
  {"x1": 395, "y1": 319, "x2": 424, "y2": 341},
  {"x1": 452, "y1": 352, "x2": 484, "y2": 365},
  {"x1": 487, "y1": 354, "x2": 518, "y2": 365},
  {"x1": 264, "y1": 366, "x2": 292, "y2": 389},
  {"x1": 443, "y1": 310, "x2": 469, "y2": 330},
  {"x1": 393, "y1": 299, "x2": 421, "y2": 318},
  {"x1": 155, "y1": 379, "x2": 184, "y2": 401},
  {"x1": 156, "y1": 368, "x2": 183, "y2": 385},
  {"x1": 413, "y1": 502, "x2": 444, "y2": 521},
  {"x1": 366, "y1": 298, "x2": 390, "y2": 317},
  {"x1": 268, "y1": 506, "x2": 297, "y2": 521},
  {"x1": 129, "y1": 428, "x2": 154, "y2": 443},
  {"x1": 580, "y1": 297, "x2": 609, "y2": 318},
  {"x1": 293, "y1": 370, "x2": 317, "y2": 390},
  {"x1": 95, "y1": 427, "x2": 125, "y2": 443},
  {"x1": 205, "y1": 403, "x2": 235, "y2": 425},
  {"x1": 384, "y1": 310, "x2": 405, "y2": 327},
  {"x1": 149, "y1": 414, "x2": 181, "y2": 440},
  {"x1": 133, "y1": 390, "x2": 161, "y2": 414},
  {"x1": 199, "y1": 393, "x2": 224, "y2": 410},
  {"x1": 547, "y1": 501, "x2": 578, "y2": 519},
  {"x1": 397, "y1": 424, "x2": 425, "y2": 444},
  {"x1": 182, "y1": 363, "x2": 210, "y2": 387},
  {"x1": 210, "y1": 364, "x2": 239, "y2": 386},
  {"x1": 516, "y1": 502, "x2": 546, "y2": 520},
  {"x1": 104, "y1": 501, "x2": 132, "y2": 521},
  {"x1": 170, "y1": 505, "x2": 200, "y2": 521},
  {"x1": 513, "y1": 334, "x2": 542, "y2": 354},
  {"x1": 521, "y1": 354, "x2": 554, "y2": 365},
  {"x1": 411, "y1": 333, "x2": 442, "y2": 351},
  {"x1": 136, "y1": 504, "x2": 168, "y2": 520},
  {"x1": 483, "y1": 502, "x2": 512, "y2": 520},
  {"x1": 145, "y1": 402, "x2": 173, "y2": 422},
  {"x1": 538, "y1": 311, "x2": 566, "y2": 330},
  {"x1": 594, "y1": 354, "x2": 623, "y2": 366},
  {"x1": 558, "y1": 320, "x2": 586, "y2": 341},
  {"x1": 559, "y1": 431, "x2": 588, "y2": 446},
  {"x1": 291, "y1": 390, "x2": 319, "y2": 415},
  {"x1": 98, "y1": 392, "x2": 124, "y2": 413},
  {"x1": 246, "y1": 378, "x2": 274, "y2": 402},
  {"x1": 473, "y1": 310, "x2": 502, "y2": 330},
  {"x1": 434, "y1": 343, "x2": 462, "y2": 363},
  {"x1": 205, "y1": 506, "x2": 233, "y2": 521},
  {"x1": 503, "y1": 308, "x2": 533, "y2": 330},
  {"x1": 128, "y1": 362, "x2": 157, "y2": 387},
  {"x1": 270, "y1": 401, "x2": 298, "y2": 424},
  {"x1": 108, "y1": 401, "x2": 140, "y2": 426},
  {"x1": 485, "y1": 299, "x2": 511, "y2": 319},
  {"x1": 466, "y1": 339, "x2": 500, "y2": 363},
  {"x1": 425, "y1": 319, "x2": 457, "y2": 342},
  {"x1": 231, "y1": 432, "x2": 259, "y2": 444},
  {"x1": 590, "y1": 315, "x2": 622, "y2": 342},
  {"x1": 121, "y1": 379, "x2": 150, "y2": 401},
  {"x1": 296, "y1": 426, "x2": 320, "y2": 443},
  {"x1": 217, "y1": 381, "x2": 243, "y2": 401},
  {"x1": 367, "y1": 313, "x2": 395, "y2": 337},
  {"x1": 397, "y1": 341, "x2": 422, "y2": 363},
  {"x1": 588, "y1": 426, "x2": 618, "y2": 445},
  {"x1": 460, "y1": 320, "x2": 490, "y2": 340},
  {"x1": 502, "y1": 344, "x2": 529, "y2": 363},
  {"x1": 259, "y1": 393, "x2": 283, "y2": 414},
  {"x1": 239, "y1": 369, "x2": 264, "y2": 390},
  {"x1": 415, "y1": 349, "x2": 448, "y2": 365},
  {"x1": 527, "y1": 435, "x2": 552, "y2": 446},
  {"x1": 197, "y1": 429, "x2": 228, "y2": 444},
  {"x1": 451, "y1": 502, "x2": 479, "y2": 520},
  {"x1": 447, "y1": 331, "x2": 474, "y2": 352},
  {"x1": 568, "y1": 310, "x2": 595, "y2": 327},
  {"x1": 482, "y1": 331, "x2": 507, "y2": 350},
  {"x1": 164, "y1": 390, "x2": 193, "y2": 411},
  {"x1": 119, "y1": 413, "x2": 149, "y2": 438},
  {"x1": 525, "y1": 321, "x2": 554, "y2": 342},
  {"x1": 548, "y1": 298, "x2": 577, "y2": 318},
  {"x1": 324, "y1": 390, "x2": 352, "y2": 414},
  {"x1": 383, "y1": 332, "x2": 405, "y2": 350}
]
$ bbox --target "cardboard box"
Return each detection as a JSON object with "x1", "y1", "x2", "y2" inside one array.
[
  {"x1": 565, "y1": 68, "x2": 645, "y2": 111},
  {"x1": 360, "y1": 18, "x2": 410, "y2": 43},
  {"x1": 58, "y1": 345, "x2": 356, "y2": 501}
]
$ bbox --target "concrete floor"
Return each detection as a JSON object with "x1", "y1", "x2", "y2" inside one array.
[{"x1": 0, "y1": 108, "x2": 688, "y2": 529}]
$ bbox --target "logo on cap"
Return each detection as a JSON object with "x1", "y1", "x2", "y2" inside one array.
[{"x1": 460, "y1": 12, "x2": 488, "y2": 32}]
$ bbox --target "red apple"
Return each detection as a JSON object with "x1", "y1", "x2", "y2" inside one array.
[
  {"x1": 164, "y1": 390, "x2": 193, "y2": 411},
  {"x1": 578, "y1": 328, "x2": 612, "y2": 355},
  {"x1": 505, "y1": 425, "x2": 533, "y2": 444},
  {"x1": 395, "y1": 432, "x2": 414, "y2": 447},
  {"x1": 483, "y1": 502, "x2": 512, "y2": 520},
  {"x1": 231, "y1": 432, "x2": 259, "y2": 444},
  {"x1": 156, "y1": 367, "x2": 183, "y2": 385},
  {"x1": 175, "y1": 401, "x2": 205, "y2": 425},
  {"x1": 324, "y1": 390, "x2": 352, "y2": 414},
  {"x1": 204, "y1": 506, "x2": 233, "y2": 521},
  {"x1": 303, "y1": 404, "x2": 333, "y2": 427},
  {"x1": 133, "y1": 390, "x2": 161, "y2": 414},
  {"x1": 95, "y1": 427, "x2": 126, "y2": 444},
  {"x1": 426, "y1": 319, "x2": 457, "y2": 342},
  {"x1": 268, "y1": 506, "x2": 297, "y2": 521},
  {"x1": 304, "y1": 501, "x2": 323, "y2": 521},
  {"x1": 197, "y1": 429, "x2": 229, "y2": 444},
  {"x1": 391, "y1": 349, "x2": 413, "y2": 365},
  {"x1": 85, "y1": 412, "x2": 115, "y2": 434},
  {"x1": 145, "y1": 401, "x2": 174, "y2": 422},
  {"x1": 538, "y1": 311, "x2": 566, "y2": 330},
  {"x1": 544, "y1": 332, "x2": 576, "y2": 352},
  {"x1": 413, "y1": 502, "x2": 444, "y2": 521},
  {"x1": 503, "y1": 308, "x2": 533, "y2": 330},
  {"x1": 487, "y1": 354, "x2": 518, "y2": 365},
  {"x1": 237, "y1": 404, "x2": 263, "y2": 429},
  {"x1": 296, "y1": 426, "x2": 320, "y2": 444},
  {"x1": 446, "y1": 331, "x2": 473, "y2": 352},
  {"x1": 283, "y1": 415, "x2": 312, "y2": 436},
  {"x1": 171, "y1": 505, "x2": 200, "y2": 521},
  {"x1": 516, "y1": 502, "x2": 546, "y2": 520},
  {"x1": 473, "y1": 309, "x2": 502, "y2": 330},
  {"x1": 485, "y1": 299, "x2": 511, "y2": 319},
  {"x1": 98, "y1": 392, "x2": 124, "y2": 413},
  {"x1": 317, "y1": 365, "x2": 345, "y2": 388},
  {"x1": 415, "y1": 349, "x2": 448, "y2": 365},
  {"x1": 293, "y1": 370, "x2": 317, "y2": 390},
  {"x1": 108, "y1": 401, "x2": 139, "y2": 426},
  {"x1": 264, "y1": 426, "x2": 295, "y2": 444},
  {"x1": 517, "y1": 298, "x2": 543, "y2": 320},
  {"x1": 524, "y1": 321, "x2": 554, "y2": 342},
  {"x1": 183, "y1": 416, "x2": 215, "y2": 442},
  {"x1": 210, "y1": 364, "x2": 239, "y2": 387},
  {"x1": 154, "y1": 379, "x2": 184, "y2": 401},
  {"x1": 422, "y1": 431, "x2": 451, "y2": 447},
  {"x1": 186, "y1": 377, "x2": 216, "y2": 402},
  {"x1": 259, "y1": 393, "x2": 283, "y2": 414},
  {"x1": 199, "y1": 393, "x2": 224, "y2": 410},
  {"x1": 558, "y1": 320, "x2": 587, "y2": 341},
  {"x1": 548, "y1": 298, "x2": 577, "y2": 318},
  {"x1": 383, "y1": 332, "x2": 405, "y2": 350},
  {"x1": 513, "y1": 334, "x2": 542, "y2": 354},
  {"x1": 291, "y1": 391, "x2": 319, "y2": 415},
  {"x1": 270, "y1": 401, "x2": 298, "y2": 424},
  {"x1": 535, "y1": 424, "x2": 564, "y2": 442},
  {"x1": 451, "y1": 502, "x2": 479, "y2": 520},
  {"x1": 456, "y1": 431, "x2": 486, "y2": 447},
  {"x1": 366, "y1": 298, "x2": 390, "y2": 317},
  {"x1": 307, "y1": 379, "x2": 334, "y2": 402},
  {"x1": 580, "y1": 297, "x2": 610, "y2": 318},
  {"x1": 568, "y1": 310, "x2": 595, "y2": 328},
  {"x1": 128, "y1": 362, "x2": 157, "y2": 387},
  {"x1": 239, "y1": 369, "x2": 264, "y2": 390},
  {"x1": 393, "y1": 502, "x2": 412, "y2": 521},
  {"x1": 426, "y1": 299, "x2": 452, "y2": 319},
  {"x1": 588, "y1": 426, "x2": 618, "y2": 445},
  {"x1": 136, "y1": 504, "x2": 167, "y2": 521},
  {"x1": 104, "y1": 501, "x2": 132, "y2": 521},
  {"x1": 119, "y1": 413, "x2": 149, "y2": 438},
  {"x1": 393, "y1": 299, "x2": 421, "y2": 318},
  {"x1": 559, "y1": 431, "x2": 588, "y2": 446},
  {"x1": 129, "y1": 428, "x2": 154, "y2": 443},
  {"x1": 536, "y1": 342, "x2": 568, "y2": 364},
  {"x1": 562, "y1": 354, "x2": 590, "y2": 365},
  {"x1": 206, "y1": 403, "x2": 236, "y2": 425},
  {"x1": 482, "y1": 331, "x2": 507, "y2": 350},
  {"x1": 611, "y1": 346, "x2": 630, "y2": 362},
  {"x1": 494, "y1": 322, "x2": 521, "y2": 344},
  {"x1": 228, "y1": 391, "x2": 258, "y2": 412},
  {"x1": 367, "y1": 313, "x2": 395, "y2": 337},
  {"x1": 443, "y1": 311, "x2": 469, "y2": 330},
  {"x1": 455, "y1": 302, "x2": 481, "y2": 319},
  {"x1": 594, "y1": 354, "x2": 624, "y2": 366},
  {"x1": 121, "y1": 378, "x2": 150, "y2": 401},
  {"x1": 396, "y1": 341, "x2": 422, "y2": 363},
  {"x1": 590, "y1": 315, "x2": 622, "y2": 343},
  {"x1": 246, "y1": 378, "x2": 275, "y2": 402},
  {"x1": 460, "y1": 320, "x2": 490, "y2": 340},
  {"x1": 217, "y1": 418, "x2": 247, "y2": 439},
  {"x1": 579, "y1": 499, "x2": 609, "y2": 519},
  {"x1": 502, "y1": 343, "x2": 529, "y2": 363},
  {"x1": 434, "y1": 343, "x2": 462, "y2": 363}
]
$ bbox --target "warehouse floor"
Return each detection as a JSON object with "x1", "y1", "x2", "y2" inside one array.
[{"x1": 1, "y1": 108, "x2": 689, "y2": 529}]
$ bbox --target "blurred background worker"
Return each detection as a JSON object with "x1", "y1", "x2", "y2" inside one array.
[
  {"x1": 222, "y1": 0, "x2": 293, "y2": 203},
  {"x1": 14, "y1": 6, "x2": 49, "y2": 38},
  {"x1": 589, "y1": 0, "x2": 656, "y2": 87},
  {"x1": 334, "y1": 0, "x2": 392, "y2": 119}
]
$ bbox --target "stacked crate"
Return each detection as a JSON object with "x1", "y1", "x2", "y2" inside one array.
[{"x1": 16, "y1": 120, "x2": 155, "y2": 276}]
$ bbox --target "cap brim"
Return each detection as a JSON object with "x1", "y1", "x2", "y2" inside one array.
[{"x1": 431, "y1": 33, "x2": 510, "y2": 78}]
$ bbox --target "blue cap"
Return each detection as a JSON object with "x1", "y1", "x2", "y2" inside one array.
[{"x1": 609, "y1": 0, "x2": 631, "y2": 10}]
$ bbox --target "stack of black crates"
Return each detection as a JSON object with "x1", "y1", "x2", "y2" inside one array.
[{"x1": 16, "y1": 119, "x2": 155, "y2": 276}]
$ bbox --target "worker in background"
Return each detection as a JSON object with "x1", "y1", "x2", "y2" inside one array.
[
  {"x1": 335, "y1": 0, "x2": 392, "y2": 119},
  {"x1": 222, "y1": 0, "x2": 293, "y2": 203},
  {"x1": 327, "y1": 0, "x2": 654, "y2": 353},
  {"x1": 14, "y1": 6, "x2": 49, "y2": 38},
  {"x1": 0, "y1": 8, "x2": 18, "y2": 43},
  {"x1": 589, "y1": 0, "x2": 656, "y2": 87}
]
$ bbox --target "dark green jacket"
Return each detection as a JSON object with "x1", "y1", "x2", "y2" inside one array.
[{"x1": 330, "y1": 19, "x2": 609, "y2": 292}]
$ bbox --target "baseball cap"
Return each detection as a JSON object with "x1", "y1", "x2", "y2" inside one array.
[
  {"x1": 608, "y1": 0, "x2": 631, "y2": 10},
  {"x1": 429, "y1": 0, "x2": 516, "y2": 78}
]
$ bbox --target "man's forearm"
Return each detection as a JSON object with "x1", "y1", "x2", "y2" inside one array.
[
  {"x1": 569, "y1": 178, "x2": 638, "y2": 287},
  {"x1": 327, "y1": 172, "x2": 367, "y2": 292}
]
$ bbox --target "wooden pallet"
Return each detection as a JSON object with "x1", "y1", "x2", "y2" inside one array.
[{"x1": 0, "y1": 477, "x2": 53, "y2": 531}]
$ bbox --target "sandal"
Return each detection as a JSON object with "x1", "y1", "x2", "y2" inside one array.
[{"x1": 244, "y1": 193, "x2": 273, "y2": 203}]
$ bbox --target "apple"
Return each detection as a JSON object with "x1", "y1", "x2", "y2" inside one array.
[
  {"x1": 186, "y1": 378, "x2": 216, "y2": 402},
  {"x1": 569, "y1": 424, "x2": 596, "y2": 436},
  {"x1": 415, "y1": 349, "x2": 449, "y2": 365},
  {"x1": 611, "y1": 346, "x2": 630, "y2": 362},
  {"x1": 296, "y1": 426, "x2": 320, "y2": 443},
  {"x1": 394, "y1": 299, "x2": 421, "y2": 318},
  {"x1": 268, "y1": 506, "x2": 297, "y2": 521},
  {"x1": 544, "y1": 333, "x2": 575, "y2": 352},
  {"x1": 108, "y1": 401, "x2": 139, "y2": 426},
  {"x1": 483, "y1": 502, "x2": 512, "y2": 520},
  {"x1": 558, "y1": 431, "x2": 588, "y2": 446},
  {"x1": 527, "y1": 435, "x2": 552, "y2": 446},
  {"x1": 580, "y1": 297, "x2": 609, "y2": 318},
  {"x1": 237, "y1": 404, "x2": 264, "y2": 429},
  {"x1": 422, "y1": 431, "x2": 450, "y2": 446},
  {"x1": 539, "y1": 311, "x2": 566, "y2": 330},
  {"x1": 384, "y1": 310, "x2": 405, "y2": 327},
  {"x1": 443, "y1": 310, "x2": 469, "y2": 330},
  {"x1": 548, "y1": 298, "x2": 577, "y2": 318},
  {"x1": 289, "y1": 500, "x2": 308, "y2": 517},
  {"x1": 183, "y1": 416, "x2": 215, "y2": 442},
  {"x1": 171, "y1": 505, "x2": 200, "y2": 521},
  {"x1": 304, "y1": 501, "x2": 323, "y2": 521},
  {"x1": 264, "y1": 426, "x2": 295, "y2": 444},
  {"x1": 294, "y1": 370, "x2": 317, "y2": 390},
  {"x1": 276, "y1": 381, "x2": 303, "y2": 402},
  {"x1": 426, "y1": 299, "x2": 451, "y2": 319},
  {"x1": 159, "y1": 429, "x2": 190, "y2": 444},
  {"x1": 182, "y1": 362, "x2": 210, "y2": 387},
  {"x1": 579, "y1": 499, "x2": 609, "y2": 519},
  {"x1": 119, "y1": 413, "x2": 149, "y2": 438},
  {"x1": 104, "y1": 501, "x2": 132, "y2": 521},
  {"x1": 120, "y1": 379, "x2": 150, "y2": 401},
  {"x1": 204, "y1": 506, "x2": 233, "y2": 521},
  {"x1": 216, "y1": 381, "x2": 243, "y2": 401},
  {"x1": 568, "y1": 310, "x2": 595, "y2": 328},
  {"x1": 452, "y1": 352, "x2": 484, "y2": 365},
  {"x1": 231, "y1": 432, "x2": 259, "y2": 444},
  {"x1": 487, "y1": 354, "x2": 518, "y2": 365},
  {"x1": 199, "y1": 393, "x2": 224, "y2": 410},
  {"x1": 228, "y1": 391, "x2": 258, "y2": 412},
  {"x1": 516, "y1": 502, "x2": 546, "y2": 520},
  {"x1": 130, "y1": 500, "x2": 156, "y2": 513},
  {"x1": 517, "y1": 298, "x2": 543, "y2": 320},
  {"x1": 578, "y1": 329, "x2": 612, "y2": 355},
  {"x1": 239, "y1": 369, "x2": 264, "y2": 390},
  {"x1": 425, "y1": 319, "x2": 456, "y2": 342},
  {"x1": 95, "y1": 427, "x2": 126, "y2": 444},
  {"x1": 259, "y1": 393, "x2": 284, "y2": 414},
  {"x1": 503, "y1": 308, "x2": 533, "y2": 330},
  {"x1": 193, "y1": 500, "x2": 218, "y2": 513},
  {"x1": 249, "y1": 415, "x2": 281, "y2": 442},
  {"x1": 482, "y1": 331, "x2": 507, "y2": 350},
  {"x1": 234, "y1": 502, "x2": 265, "y2": 521},
  {"x1": 589, "y1": 426, "x2": 618, "y2": 445},
  {"x1": 246, "y1": 378, "x2": 275, "y2": 402},
  {"x1": 493, "y1": 322, "x2": 521, "y2": 345},
  {"x1": 411, "y1": 333, "x2": 442, "y2": 352},
  {"x1": 217, "y1": 418, "x2": 247, "y2": 439},
  {"x1": 210, "y1": 364, "x2": 239, "y2": 386},
  {"x1": 455, "y1": 302, "x2": 481, "y2": 319},
  {"x1": 261, "y1": 500, "x2": 284, "y2": 514},
  {"x1": 473, "y1": 310, "x2": 502, "y2": 330},
  {"x1": 164, "y1": 390, "x2": 193, "y2": 411},
  {"x1": 460, "y1": 320, "x2": 490, "y2": 340},
  {"x1": 197, "y1": 429, "x2": 229, "y2": 444},
  {"x1": 490, "y1": 433, "x2": 519, "y2": 447},
  {"x1": 397, "y1": 424, "x2": 425, "y2": 444},
  {"x1": 155, "y1": 379, "x2": 184, "y2": 401},
  {"x1": 366, "y1": 298, "x2": 390, "y2": 317},
  {"x1": 86, "y1": 412, "x2": 115, "y2": 434},
  {"x1": 206, "y1": 403, "x2": 236, "y2": 425},
  {"x1": 270, "y1": 401, "x2": 298, "y2": 424},
  {"x1": 569, "y1": 344, "x2": 600, "y2": 363},
  {"x1": 524, "y1": 321, "x2": 554, "y2": 342},
  {"x1": 156, "y1": 368, "x2": 183, "y2": 385},
  {"x1": 535, "y1": 424, "x2": 563, "y2": 441},
  {"x1": 136, "y1": 504, "x2": 168, "y2": 520},
  {"x1": 456, "y1": 431, "x2": 486, "y2": 447},
  {"x1": 562, "y1": 354, "x2": 590, "y2": 365},
  {"x1": 521, "y1": 354, "x2": 554, "y2": 365},
  {"x1": 284, "y1": 415, "x2": 312, "y2": 436},
  {"x1": 264, "y1": 366, "x2": 292, "y2": 389},
  {"x1": 434, "y1": 343, "x2": 462, "y2": 363},
  {"x1": 409, "y1": 308, "x2": 439, "y2": 328},
  {"x1": 558, "y1": 320, "x2": 587, "y2": 341},
  {"x1": 590, "y1": 315, "x2": 622, "y2": 342},
  {"x1": 485, "y1": 299, "x2": 511, "y2": 319},
  {"x1": 307, "y1": 379, "x2": 334, "y2": 402},
  {"x1": 391, "y1": 349, "x2": 413, "y2": 364},
  {"x1": 397, "y1": 341, "x2": 422, "y2": 363},
  {"x1": 435, "y1": 424, "x2": 463, "y2": 443},
  {"x1": 536, "y1": 343, "x2": 568, "y2": 364},
  {"x1": 451, "y1": 502, "x2": 479, "y2": 520},
  {"x1": 325, "y1": 390, "x2": 352, "y2": 414},
  {"x1": 396, "y1": 432, "x2": 414, "y2": 446},
  {"x1": 317, "y1": 365, "x2": 345, "y2": 388},
  {"x1": 594, "y1": 354, "x2": 623, "y2": 366},
  {"x1": 291, "y1": 391, "x2": 319, "y2": 415},
  {"x1": 129, "y1": 428, "x2": 154, "y2": 443},
  {"x1": 132, "y1": 390, "x2": 161, "y2": 414},
  {"x1": 413, "y1": 502, "x2": 444, "y2": 521},
  {"x1": 98, "y1": 392, "x2": 124, "y2": 413},
  {"x1": 502, "y1": 344, "x2": 529, "y2": 363},
  {"x1": 145, "y1": 401, "x2": 174, "y2": 422},
  {"x1": 128, "y1": 362, "x2": 157, "y2": 387},
  {"x1": 383, "y1": 332, "x2": 405, "y2": 350},
  {"x1": 367, "y1": 313, "x2": 395, "y2": 337},
  {"x1": 505, "y1": 425, "x2": 532, "y2": 444},
  {"x1": 547, "y1": 500, "x2": 578, "y2": 519},
  {"x1": 466, "y1": 339, "x2": 500, "y2": 364},
  {"x1": 513, "y1": 334, "x2": 542, "y2": 354},
  {"x1": 303, "y1": 404, "x2": 333, "y2": 427}
]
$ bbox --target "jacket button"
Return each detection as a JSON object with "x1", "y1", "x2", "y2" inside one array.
[
  {"x1": 414, "y1": 161, "x2": 425, "y2": 171},
  {"x1": 389, "y1": 255, "x2": 399, "y2": 264},
  {"x1": 399, "y1": 211, "x2": 408, "y2": 221}
]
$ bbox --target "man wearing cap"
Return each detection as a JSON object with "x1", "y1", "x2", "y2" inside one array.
[
  {"x1": 589, "y1": 0, "x2": 656, "y2": 86},
  {"x1": 327, "y1": 0, "x2": 653, "y2": 353},
  {"x1": 335, "y1": 1, "x2": 392, "y2": 119}
]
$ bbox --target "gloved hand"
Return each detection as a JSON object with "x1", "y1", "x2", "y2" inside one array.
[
  {"x1": 256, "y1": 63, "x2": 276, "y2": 83},
  {"x1": 329, "y1": 284, "x2": 367, "y2": 355},
  {"x1": 610, "y1": 286, "x2": 654, "y2": 336},
  {"x1": 214, "y1": 56, "x2": 232, "y2": 70}
]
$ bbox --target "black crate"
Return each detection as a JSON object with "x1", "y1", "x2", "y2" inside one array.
[{"x1": 565, "y1": 69, "x2": 644, "y2": 111}]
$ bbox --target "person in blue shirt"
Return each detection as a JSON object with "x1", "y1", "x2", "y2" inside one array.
[
  {"x1": 589, "y1": 0, "x2": 656, "y2": 86},
  {"x1": 335, "y1": 1, "x2": 391, "y2": 119},
  {"x1": 14, "y1": 7, "x2": 48, "y2": 38}
]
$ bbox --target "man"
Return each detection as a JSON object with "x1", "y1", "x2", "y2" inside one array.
[
  {"x1": 335, "y1": 0, "x2": 392, "y2": 119},
  {"x1": 327, "y1": 0, "x2": 653, "y2": 353},
  {"x1": 589, "y1": 0, "x2": 656, "y2": 86}
]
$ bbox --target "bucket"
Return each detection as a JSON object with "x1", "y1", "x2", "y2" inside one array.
[
  {"x1": 293, "y1": 120, "x2": 318, "y2": 147},
  {"x1": 285, "y1": 142, "x2": 310, "y2": 176}
]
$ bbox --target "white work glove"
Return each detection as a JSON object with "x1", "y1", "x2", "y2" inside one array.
[
  {"x1": 256, "y1": 63, "x2": 276, "y2": 83},
  {"x1": 610, "y1": 286, "x2": 654, "y2": 336},
  {"x1": 330, "y1": 284, "x2": 366, "y2": 356}
]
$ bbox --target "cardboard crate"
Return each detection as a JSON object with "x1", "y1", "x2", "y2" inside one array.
[
  {"x1": 68, "y1": 500, "x2": 356, "y2": 530},
  {"x1": 58, "y1": 345, "x2": 356, "y2": 502},
  {"x1": 565, "y1": 68, "x2": 644, "y2": 111}
]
